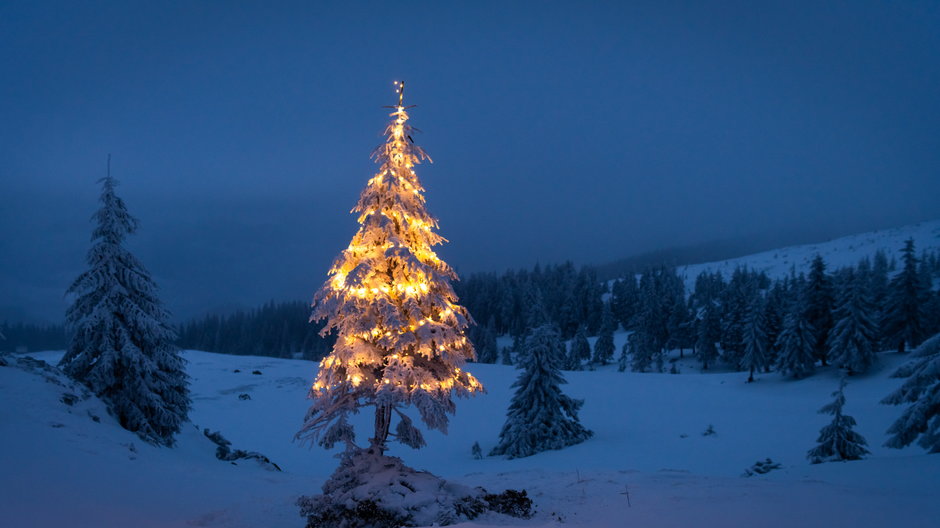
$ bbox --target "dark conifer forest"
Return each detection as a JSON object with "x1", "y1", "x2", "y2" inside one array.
[{"x1": 168, "y1": 243, "x2": 940, "y2": 381}]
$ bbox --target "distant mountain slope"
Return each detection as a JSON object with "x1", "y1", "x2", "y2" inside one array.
[
  {"x1": 595, "y1": 228, "x2": 829, "y2": 281},
  {"x1": 674, "y1": 219, "x2": 940, "y2": 286}
]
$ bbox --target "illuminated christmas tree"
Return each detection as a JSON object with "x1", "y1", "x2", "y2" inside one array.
[
  {"x1": 295, "y1": 84, "x2": 531, "y2": 528},
  {"x1": 297, "y1": 81, "x2": 483, "y2": 453}
]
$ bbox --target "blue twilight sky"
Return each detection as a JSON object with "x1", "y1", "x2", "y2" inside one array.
[{"x1": 2, "y1": 1, "x2": 939, "y2": 323}]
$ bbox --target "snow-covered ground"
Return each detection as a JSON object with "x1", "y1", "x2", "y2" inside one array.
[
  {"x1": 673, "y1": 219, "x2": 940, "y2": 288},
  {"x1": 2, "y1": 346, "x2": 937, "y2": 528}
]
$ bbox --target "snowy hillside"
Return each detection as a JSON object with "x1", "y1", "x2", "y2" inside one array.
[
  {"x1": 2, "y1": 346, "x2": 937, "y2": 528},
  {"x1": 674, "y1": 219, "x2": 940, "y2": 287}
]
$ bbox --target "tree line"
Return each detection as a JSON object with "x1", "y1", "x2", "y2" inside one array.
[
  {"x1": 462, "y1": 241, "x2": 940, "y2": 381},
  {"x1": 0, "y1": 321, "x2": 68, "y2": 352},
  {"x1": 6, "y1": 241, "x2": 938, "y2": 379},
  {"x1": 3, "y1": 300, "x2": 339, "y2": 361},
  {"x1": 176, "y1": 300, "x2": 335, "y2": 360}
]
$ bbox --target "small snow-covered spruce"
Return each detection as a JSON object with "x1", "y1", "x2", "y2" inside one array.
[
  {"x1": 775, "y1": 300, "x2": 816, "y2": 379},
  {"x1": 59, "y1": 169, "x2": 189, "y2": 446},
  {"x1": 807, "y1": 378, "x2": 869, "y2": 463},
  {"x1": 296, "y1": 84, "x2": 483, "y2": 454},
  {"x1": 881, "y1": 332, "x2": 940, "y2": 452},
  {"x1": 829, "y1": 269, "x2": 879, "y2": 375},
  {"x1": 490, "y1": 324, "x2": 593, "y2": 459},
  {"x1": 742, "y1": 294, "x2": 769, "y2": 382}
]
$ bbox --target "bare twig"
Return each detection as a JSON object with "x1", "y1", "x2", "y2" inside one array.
[{"x1": 620, "y1": 485, "x2": 632, "y2": 507}]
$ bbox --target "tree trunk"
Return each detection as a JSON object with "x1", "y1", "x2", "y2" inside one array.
[{"x1": 372, "y1": 403, "x2": 392, "y2": 452}]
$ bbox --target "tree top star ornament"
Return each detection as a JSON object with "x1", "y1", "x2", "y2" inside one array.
[{"x1": 297, "y1": 82, "x2": 483, "y2": 453}]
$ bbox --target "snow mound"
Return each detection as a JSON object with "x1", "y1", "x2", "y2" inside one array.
[
  {"x1": 0, "y1": 352, "x2": 304, "y2": 528},
  {"x1": 298, "y1": 447, "x2": 532, "y2": 528}
]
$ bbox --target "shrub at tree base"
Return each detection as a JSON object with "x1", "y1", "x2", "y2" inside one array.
[
  {"x1": 742, "y1": 458, "x2": 782, "y2": 477},
  {"x1": 202, "y1": 429, "x2": 281, "y2": 471},
  {"x1": 298, "y1": 448, "x2": 532, "y2": 528}
]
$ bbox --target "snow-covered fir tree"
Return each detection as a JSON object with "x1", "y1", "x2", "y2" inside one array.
[
  {"x1": 763, "y1": 281, "x2": 787, "y2": 369},
  {"x1": 882, "y1": 332, "x2": 940, "y2": 452},
  {"x1": 695, "y1": 299, "x2": 722, "y2": 370},
  {"x1": 490, "y1": 324, "x2": 592, "y2": 458},
  {"x1": 592, "y1": 306, "x2": 615, "y2": 365},
  {"x1": 567, "y1": 324, "x2": 591, "y2": 370},
  {"x1": 742, "y1": 294, "x2": 769, "y2": 382},
  {"x1": 667, "y1": 295, "x2": 693, "y2": 357},
  {"x1": 645, "y1": 267, "x2": 681, "y2": 361},
  {"x1": 474, "y1": 316, "x2": 499, "y2": 364},
  {"x1": 628, "y1": 334, "x2": 654, "y2": 373},
  {"x1": 60, "y1": 170, "x2": 189, "y2": 446},
  {"x1": 919, "y1": 260, "x2": 940, "y2": 337},
  {"x1": 804, "y1": 255, "x2": 835, "y2": 366},
  {"x1": 296, "y1": 86, "x2": 483, "y2": 453},
  {"x1": 501, "y1": 345, "x2": 513, "y2": 365},
  {"x1": 719, "y1": 267, "x2": 753, "y2": 369},
  {"x1": 924, "y1": 290, "x2": 940, "y2": 339},
  {"x1": 829, "y1": 269, "x2": 879, "y2": 375},
  {"x1": 630, "y1": 270, "x2": 673, "y2": 372},
  {"x1": 883, "y1": 239, "x2": 928, "y2": 354},
  {"x1": 610, "y1": 276, "x2": 640, "y2": 329},
  {"x1": 617, "y1": 342, "x2": 629, "y2": 372},
  {"x1": 522, "y1": 282, "x2": 550, "y2": 331},
  {"x1": 775, "y1": 300, "x2": 816, "y2": 379},
  {"x1": 807, "y1": 378, "x2": 870, "y2": 463},
  {"x1": 593, "y1": 328, "x2": 615, "y2": 366},
  {"x1": 576, "y1": 267, "x2": 606, "y2": 334}
]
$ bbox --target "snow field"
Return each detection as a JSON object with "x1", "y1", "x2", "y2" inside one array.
[{"x1": 2, "y1": 346, "x2": 937, "y2": 527}]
